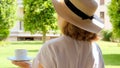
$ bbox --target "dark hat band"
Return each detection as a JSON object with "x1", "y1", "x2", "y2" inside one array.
[{"x1": 64, "y1": 0, "x2": 94, "y2": 20}]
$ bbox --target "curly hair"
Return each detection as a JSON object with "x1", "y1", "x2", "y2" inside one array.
[{"x1": 60, "y1": 21, "x2": 97, "y2": 41}]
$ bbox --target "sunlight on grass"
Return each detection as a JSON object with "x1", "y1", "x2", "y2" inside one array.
[{"x1": 97, "y1": 41, "x2": 120, "y2": 68}]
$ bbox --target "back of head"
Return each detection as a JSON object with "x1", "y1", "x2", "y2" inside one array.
[{"x1": 60, "y1": 20, "x2": 97, "y2": 41}]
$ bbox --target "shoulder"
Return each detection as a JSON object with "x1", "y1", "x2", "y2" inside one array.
[
  {"x1": 92, "y1": 42, "x2": 101, "y2": 51},
  {"x1": 92, "y1": 42, "x2": 100, "y2": 49},
  {"x1": 35, "y1": 36, "x2": 65, "y2": 59},
  {"x1": 34, "y1": 37, "x2": 65, "y2": 68},
  {"x1": 92, "y1": 42, "x2": 103, "y2": 58},
  {"x1": 40, "y1": 36, "x2": 66, "y2": 50}
]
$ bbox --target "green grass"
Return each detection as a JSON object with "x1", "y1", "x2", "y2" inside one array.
[
  {"x1": 0, "y1": 41, "x2": 43, "y2": 68},
  {"x1": 97, "y1": 41, "x2": 120, "y2": 68},
  {"x1": 0, "y1": 41, "x2": 120, "y2": 68}
]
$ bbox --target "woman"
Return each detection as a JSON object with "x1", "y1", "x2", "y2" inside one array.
[{"x1": 12, "y1": 0, "x2": 105, "y2": 68}]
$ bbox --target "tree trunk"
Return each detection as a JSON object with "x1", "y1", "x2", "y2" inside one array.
[{"x1": 42, "y1": 31, "x2": 47, "y2": 43}]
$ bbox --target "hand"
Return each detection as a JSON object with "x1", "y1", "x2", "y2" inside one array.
[{"x1": 12, "y1": 61, "x2": 31, "y2": 68}]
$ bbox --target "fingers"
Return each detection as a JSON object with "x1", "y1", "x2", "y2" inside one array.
[{"x1": 11, "y1": 61, "x2": 31, "y2": 68}]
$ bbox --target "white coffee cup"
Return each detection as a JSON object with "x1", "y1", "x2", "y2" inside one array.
[
  {"x1": 15, "y1": 49, "x2": 28, "y2": 60},
  {"x1": 8, "y1": 49, "x2": 32, "y2": 61}
]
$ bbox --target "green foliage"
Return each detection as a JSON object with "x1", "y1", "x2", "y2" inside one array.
[
  {"x1": 0, "y1": 0, "x2": 17, "y2": 41},
  {"x1": 23, "y1": 0, "x2": 57, "y2": 33},
  {"x1": 0, "y1": 29, "x2": 9, "y2": 41},
  {"x1": 101, "y1": 30, "x2": 112, "y2": 41},
  {"x1": 108, "y1": 0, "x2": 120, "y2": 38},
  {"x1": 23, "y1": 0, "x2": 57, "y2": 42}
]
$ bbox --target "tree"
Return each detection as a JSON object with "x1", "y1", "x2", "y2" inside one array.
[
  {"x1": 108, "y1": 0, "x2": 120, "y2": 38},
  {"x1": 23, "y1": 0, "x2": 57, "y2": 42},
  {"x1": 0, "y1": 0, "x2": 17, "y2": 41}
]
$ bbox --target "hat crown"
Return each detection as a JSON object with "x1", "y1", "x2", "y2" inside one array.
[
  {"x1": 52, "y1": 0, "x2": 104, "y2": 33},
  {"x1": 70, "y1": 0, "x2": 98, "y2": 16}
]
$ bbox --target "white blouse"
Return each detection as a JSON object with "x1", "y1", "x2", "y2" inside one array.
[{"x1": 32, "y1": 35, "x2": 104, "y2": 68}]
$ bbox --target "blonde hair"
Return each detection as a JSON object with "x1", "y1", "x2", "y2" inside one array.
[{"x1": 60, "y1": 21, "x2": 97, "y2": 41}]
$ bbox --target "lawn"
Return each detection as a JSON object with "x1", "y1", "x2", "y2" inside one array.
[
  {"x1": 98, "y1": 41, "x2": 120, "y2": 68},
  {"x1": 0, "y1": 41, "x2": 120, "y2": 68},
  {"x1": 0, "y1": 41, "x2": 42, "y2": 68}
]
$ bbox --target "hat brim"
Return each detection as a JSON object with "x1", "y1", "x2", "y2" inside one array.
[{"x1": 52, "y1": 0, "x2": 104, "y2": 33}]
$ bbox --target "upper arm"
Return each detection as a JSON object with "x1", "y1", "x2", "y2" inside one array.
[
  {"x1": 32, "y1": 44, "x2": 56, "y2": 68},
  {"x1": 92, "y1": 43, "x2": 104, "y2": 68},
  {"x1": 96, "y1": 44, "x2": 104, "y2": 68}
]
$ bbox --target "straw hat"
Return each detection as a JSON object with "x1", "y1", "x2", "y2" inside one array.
[{"x1": 52, "y1": 0, "x2": 104, "y2": 33}]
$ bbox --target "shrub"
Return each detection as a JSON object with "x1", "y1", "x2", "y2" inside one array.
[
  {"x1": 0, "y1": 0, "x2": 16, "y2": 41},
  {"x1": 101, "y1": 30, "x2": 112, "y2": 41},
  {"x1": 0, "y1": 29, "x2": 9, "y2": 41}
]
